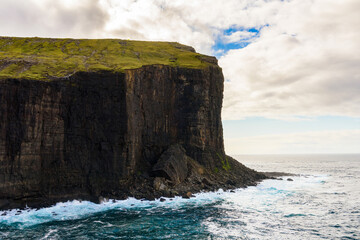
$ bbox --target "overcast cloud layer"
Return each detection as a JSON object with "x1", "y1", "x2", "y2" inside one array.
[
  {"x1": 0, "y1": 0, "x2": 359, "y2": 120},
  {"x1": 220, "y1": 0, "x2": 360, "y2": 120}
]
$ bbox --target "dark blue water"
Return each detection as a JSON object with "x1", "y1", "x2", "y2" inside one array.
[{"x1": 1, "y1": 154, "x2": 359, "y2": 239}]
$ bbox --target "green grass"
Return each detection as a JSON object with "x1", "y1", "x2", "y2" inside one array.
[
  {"x1": 216, "y1": 153, "x2": 231, "y2": 172},
  {"x1": 0, "y1": 37, "x2": 215, "y2": 80}
]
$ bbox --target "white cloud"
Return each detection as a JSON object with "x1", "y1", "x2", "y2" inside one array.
[
  {"x1": 0, "y1": 0, "x2": 108, "y2": 38},
  {"x1": 100, "y1": 0, "x2": 216, "y2": 53},
  {"x1": 223, "y1": 31, "x2": 257, "y2": 44},
  {"x1": 0, "y1": 0, "x2": 284, "y2": 54},
  {"x1": 225, "y1": 130, "x2": 360, "y2": 154},
  {"x1": 220, "y1": 0, "x2": 360, "y2": 119}
]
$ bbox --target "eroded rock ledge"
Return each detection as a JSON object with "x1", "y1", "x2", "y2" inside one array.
[{"x1": 0, "y1": 64, "x2": 265, "y2": 210}]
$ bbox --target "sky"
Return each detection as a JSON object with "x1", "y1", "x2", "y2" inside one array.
[{"x1": 0, "y1": 0, "x2": 359, "y2": 154}]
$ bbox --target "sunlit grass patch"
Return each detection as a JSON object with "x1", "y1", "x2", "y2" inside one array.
[{"x1": 0, "y1": 37, "x2": 215, "y2": 80}]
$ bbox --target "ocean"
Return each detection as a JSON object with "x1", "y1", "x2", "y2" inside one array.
[{"x1": 0, "y1": 154, "x2": 359, "y2": 239}]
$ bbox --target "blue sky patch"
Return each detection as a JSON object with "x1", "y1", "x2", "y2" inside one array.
[{"x1": 212, "y1": 26, "x2": 263, "y2": 57}]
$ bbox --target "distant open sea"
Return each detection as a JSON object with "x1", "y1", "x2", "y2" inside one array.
[{"x1": 1, "y1": 154, "x2": 359, "y2": 239}]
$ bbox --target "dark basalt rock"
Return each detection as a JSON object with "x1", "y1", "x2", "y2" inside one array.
[
  {"x1": 0, "y1": 64, "x2": 267, "y2": 210},
  {"x1": 152, "y1": 144, "x2": 189, "y2": 184}
]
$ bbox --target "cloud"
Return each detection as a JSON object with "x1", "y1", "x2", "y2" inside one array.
[
  {"x1": 222, "y1": 31, "x2": 257, "y2": 44},
  {"x1": 0, "y1": 0, "x2": 108, "y2": 38},
  {"x1": 220, "y1": 0, "x2": 360, "y2": 119},
  {"x1": 98, "y1": 0, "x2": 288, "y2": 54},
  {"x1": 225, "y1": 130, "x2": 360, "y2": 154},
  {"x1": 100, "y1": 0, "x2": 217, "y2": 53}
]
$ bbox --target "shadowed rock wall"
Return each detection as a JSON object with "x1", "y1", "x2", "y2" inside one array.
[{"x1": 0, "y1": 64, "x2": 238, "y2": 209}]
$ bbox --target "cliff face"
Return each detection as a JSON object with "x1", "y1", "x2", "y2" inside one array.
[{"x1": 0, "y1": 38, "x2": 265, "y2": 210}]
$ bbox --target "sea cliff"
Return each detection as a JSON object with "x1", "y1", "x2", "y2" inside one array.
[{"x1": 0, "y1": 37, "x2": 265, "y2": 210}]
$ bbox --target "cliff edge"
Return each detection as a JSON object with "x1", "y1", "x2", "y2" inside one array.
[{"x1": 0, "y1": 37, "x2": 265, "y2": 210}]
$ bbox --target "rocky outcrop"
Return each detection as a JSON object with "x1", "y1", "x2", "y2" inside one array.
[
  {"x1": 0, "y1": 64, "x2": 265, "y2": 210},
  {"x1": 152, "y1": 145, "x2": 189, "y2": 184}
]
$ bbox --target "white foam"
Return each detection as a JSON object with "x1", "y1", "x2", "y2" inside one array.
[
  {"x1": 201, "y1": 174, "x2": 329, "y2": 239},
  {"x1": 39, "y1": 229, "x2": 58, "y2": 240},
  {"x1": 0, "y1": 174, "x2": 327, "y2": 228}
]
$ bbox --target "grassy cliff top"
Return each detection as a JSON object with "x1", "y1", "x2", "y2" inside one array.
[{"x1": 0, "y1": 37, "x2": 217, "y2": 80}]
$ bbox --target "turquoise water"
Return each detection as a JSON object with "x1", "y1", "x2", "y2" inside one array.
[{"x1": 1, "y1": 154, "x2": 359, "y2": 239}]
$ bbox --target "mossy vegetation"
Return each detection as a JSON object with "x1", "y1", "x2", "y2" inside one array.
[
  {"x1": 0, "y1": 37, "x2": 214, "y2": 80},
  {"x1": 216, "y1": 153, "x2": 231, "y2": 172}
]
